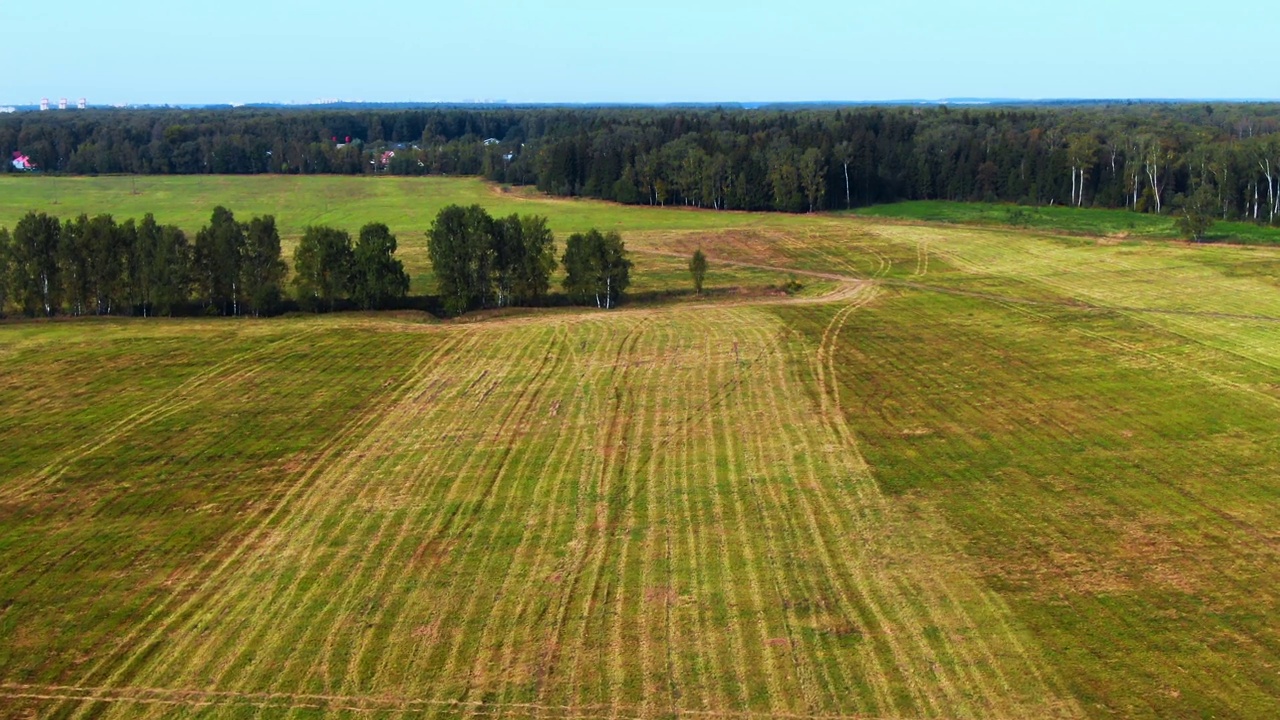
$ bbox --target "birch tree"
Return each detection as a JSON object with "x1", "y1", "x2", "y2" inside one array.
[
  {"x1": 11, "y1": 211, "x2": 61, "y2": 316},
  {"x1": 1140, "y1": 136, "x2": 1169, "y2": 214},
  {"x1": 561, "y1": 229, "x2": 631, "y2": 309},
  {"x1": 835, "y1": 141, "x2": 855, "y2": 209},
  {"x1": 242, "y1": 215, "x2": 287, "y2": 316},
  {"x1": 799, "y1": 148, "x2": 827, "y2": 213},
  {"x1": 427, "y1": 204, "x2": 495, "y2": 315},
  {"x1": 351, "y1": 222, "x2": 410, "y2": 311},
  {"x1": 1067, "y1": 134, "x2": 1099, "y2": 207},
  {"x1": 292, "y1": 226, "x2": 354, "y2": 312},
  {"x1": 193, "y1": 207, "x2": 246, "y2": 315}
]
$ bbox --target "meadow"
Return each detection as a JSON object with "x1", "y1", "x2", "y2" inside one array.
[
  {"x1": 1, "y1": 176, "x2": 1278, "y2": 719},
  {"x1": 853, "y1": 199, "x2": 1280, "y2": 245}
]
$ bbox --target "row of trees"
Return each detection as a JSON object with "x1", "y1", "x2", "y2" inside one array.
[
  {"x1": 426, "y1": 205, "x2": 631, "y2": 315},
  {"x1": 293, "y1": 223, "x2": 410, "y2": 311},
  {"x1": 0, "y1": 208, "x2": 409, "y2": 318},
  {"x1": 9, "y1": 104, "x2": 1280, "y2": 222},
  {"x1": 0, "y1": 203, "x2": 645, "y2": 319}
]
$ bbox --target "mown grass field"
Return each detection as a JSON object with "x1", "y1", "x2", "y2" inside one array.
[
  {"x1": 2, "y1": 176, "x2": 1279, "y2": 719},
  {"x1": 854, "y1": 199, "x2": 1280, "y2": 245}
]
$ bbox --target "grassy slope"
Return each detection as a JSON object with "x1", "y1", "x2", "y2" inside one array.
[
  {"x1": 1, "y1": 177, "x2": 1279, "y2": 718},
  {"x1": 776, "y1": 291, "x2": 1280, "y2": 718},
  {"x1": 0, "y1": 307, "x2": 1079, "y2": 720},
  {"x1": 854, "y1": 199, "x2": 1280, "y2": 245}
]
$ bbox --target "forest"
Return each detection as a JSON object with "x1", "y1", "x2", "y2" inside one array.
[{"x1": 6, "y1": 104, "x2": 1280, "y2": 222}]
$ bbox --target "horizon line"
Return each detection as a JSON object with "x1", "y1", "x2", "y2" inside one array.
[{"x1": 5, "y1": 97, "x2": 1280, "y2": 111}]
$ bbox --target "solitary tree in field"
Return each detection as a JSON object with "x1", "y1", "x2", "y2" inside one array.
[
  {"x1": 352, "y1": 222, "x2": 410, "y2": 310},
  {"x1": 689, "y1": 248, "x2": 708, "y2": 294},
  {"x1": 293, "y1": 226, "x2": 354, "y2": 312}
]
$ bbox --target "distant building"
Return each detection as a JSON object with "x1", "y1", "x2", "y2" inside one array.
[
  {"x1": 0, "y1": 107, "x2": 15, "y2": 114},
  {"x1": 483, "y1": 138, "x2": 500, "y2": 146},
  {"x1": 39, "y1": 98, "x2": 49, "y2": 111},
  {"x1": 58, "y1": 98, "x2": 67, "y2": 110},
  {"x1": 78, "y1": 98, "x2": 86, "y2": 110}
]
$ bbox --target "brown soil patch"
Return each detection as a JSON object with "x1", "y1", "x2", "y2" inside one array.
[{"x1": 631, "y1": 229, "x2": 796, "y2": 268}]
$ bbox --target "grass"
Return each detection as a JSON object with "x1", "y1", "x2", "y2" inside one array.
[
  {"x1": 775, "y1": 290, "x2": 1280, "y2": 718},
  {"x1": 0, "y1": 175, "x2": 779, "y2": 295},
  {"x1": 854, "y1": 199, "x2": 1280, "y2": 245},
  {"x1": 1, "y1": 176, "x2": 1279, "y2": 719}
]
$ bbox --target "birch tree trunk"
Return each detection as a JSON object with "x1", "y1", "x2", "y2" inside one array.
[{"x1": 843, "y1": 161, "x2": 851, "y2": 209}]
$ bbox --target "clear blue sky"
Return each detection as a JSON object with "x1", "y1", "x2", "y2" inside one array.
[{"x1": 3, "y1": 0, "x2": 1274, "y2": 105}]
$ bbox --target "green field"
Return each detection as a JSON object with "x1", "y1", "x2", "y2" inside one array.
[
  {"x1": 854, "y1": 199, "x2": 1280, "y2": 245},
  {"x1": 1, "y1": 177, "x2": 1279, "y2": 719}
]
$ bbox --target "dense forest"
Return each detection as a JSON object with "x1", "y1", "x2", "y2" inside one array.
[{"x1": 7, "y1": 104, "x2": 1280, "y2": 222}]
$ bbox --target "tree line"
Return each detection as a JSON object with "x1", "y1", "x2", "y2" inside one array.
[
  {"x1": 8, "y1": 104, "x2": 1280, "y2": 222},
  {"x1": 0, "y1": 204, "x2": 636, "y2": 319},
  {"x1": 0, "y1": 208, "x2": 410, "y2": 318},
  {"x1": 427, "y1": 205, "x2": 630, "y2": 315}
]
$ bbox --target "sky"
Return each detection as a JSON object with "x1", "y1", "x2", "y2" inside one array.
[{"x1": 2, "y1": 1, "x2": 1275, "y2": 105}]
